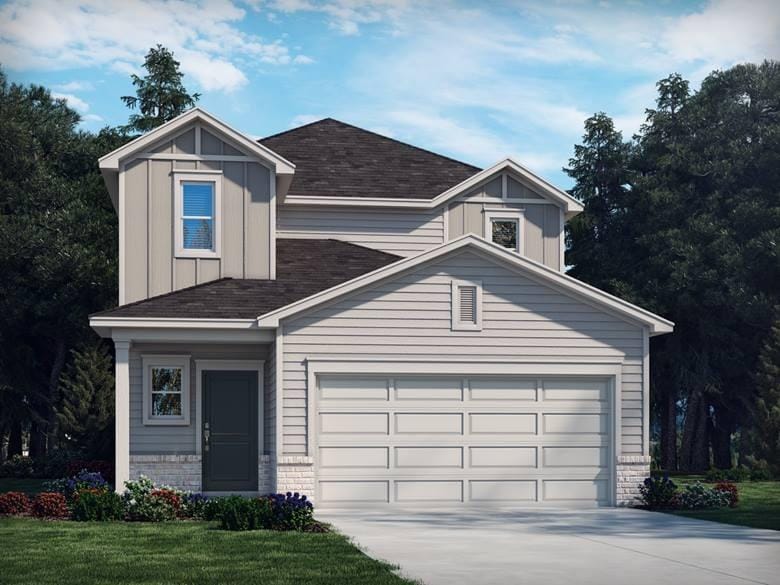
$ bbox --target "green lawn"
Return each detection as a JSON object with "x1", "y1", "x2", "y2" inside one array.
[
  {"x1": 0, "y1": 517, "x2": 417, "y2": 585},
  {"x1": 0, "y1": 477, "x2": 51, "y2": 494},
  {"x1": 664, "y1": 476, "x2": 780, "y2": 531}
]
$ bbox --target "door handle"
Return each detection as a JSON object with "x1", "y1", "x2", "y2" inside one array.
[{"x1": 204, "y1": 422, "x2": 210, "y2": 452}]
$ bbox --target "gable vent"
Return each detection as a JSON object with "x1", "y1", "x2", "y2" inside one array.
[{"x1": 459, "y1": 286, "x2": 477, "y2": 324}]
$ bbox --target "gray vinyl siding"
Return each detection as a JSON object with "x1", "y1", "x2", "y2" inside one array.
[
  {"x1": 264, "y1": 339, "x2": 277, "y2": 457},
  {"x1": 276, "y1": 206, "x2": 445, "y2": 256},
  {"x1": 446, "y1": 173, "x2": 564, "y2": 270},
  {"x1": 280, "y1": 250, "x2": 645, "y2": 456},
  {"x1": 122, "y1": 122, "x2": 273, "y2": 304},
  {"x1": 129, "y1": 343, "x2": 269, "y2": 455}
]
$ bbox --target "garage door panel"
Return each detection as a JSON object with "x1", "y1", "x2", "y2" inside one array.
[
  {"x1": 320, "y1": 412, "x2": 389, "y2": 434},
  {"x1": 396, "y1": 480, "x2": 463, "y2": 502},
  {"x1": 395, "y1": 378, "x2": 463, "y2": 401},
  {"x1": 319, "y1": 447, "x2": 389, "y2": 469},
  {"x1": 395, "y1": 446, "x2": 463, "y2": 468},
  {"x1": 542, "y1": 379, "x2": 607, "y2": 402},
  {"x1": 470, "y1": 413, "x2": 537, "y2": 435},
  {"x1": 469, "y1": 446, "x2": 537, "y2": 468},
  {"x1": 320, "y1": 377, "x2": 389, "y2": 401},
  {"x1": 542, "y1": 479, "x2": 609, "y2": 502},
  {"x1": 395, "y1": 413, "x2": 463, "y2": 434},
  {"x1": 543, "y1": 446, "x2": 607, "y2": 468},
  {"x1": 320, "y1": 481, "x2": 389, "y2": 503},
  {"x1": 542, "y1": 413, "x2": 608, "y2": 435},
  {"x1": 470, "y1": 480, "x2": 537, "y2": 502},
  {"x1": 469, "y1": 378, "x2": 537, "y2": 401}
]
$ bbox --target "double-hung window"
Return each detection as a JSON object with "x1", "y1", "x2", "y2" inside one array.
[
  {"x1": 142, "y1": 355, "x2": 191, "y2": 425},
  {"x1": 175, "y1": 172, "x2": 222, "y2": 258}
]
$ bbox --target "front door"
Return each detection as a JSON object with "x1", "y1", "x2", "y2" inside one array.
[{"x1": 203, "y1": 370, "x2": 258, "y2": 492}]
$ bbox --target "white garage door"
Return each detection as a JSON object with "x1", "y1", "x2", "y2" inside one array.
[{"x1": 315, "y1": 375, "x2": 613, "y2": 506}]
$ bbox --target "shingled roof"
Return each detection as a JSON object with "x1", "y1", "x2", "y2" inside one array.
[
  {"x1": 260, "y1": 118, "x2": 480, "y2": 200},
  {"x1": 93, "y1": 239, "x2": 400, "y2": 319}
]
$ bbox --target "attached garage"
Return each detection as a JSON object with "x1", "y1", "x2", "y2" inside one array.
[{"x1": 314, "y1": 374, "x2": 616, "y2": 507}]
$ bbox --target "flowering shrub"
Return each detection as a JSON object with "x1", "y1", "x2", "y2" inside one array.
[
  {"x1": 181, "y1": 493, "x2": 210, "y2": 520},
  {"x1": 123, "y1": 476, "x2": 181, "y2": 521},
  {"x1": 218, "y1": 492, "x2": 314, "y2": 532},
  {"x1": 638, "y1": 476, "x2": 678, "y2": 509},
  {"x1": 71, "y1": 488, "x2": 124, "y2": 521},
  {"x1": 44, "y1": 470, "x2": 109, "y2": 498},
  {"x1": 677, "y1": 482, "x2": 731, "y2": 510},
  {"x1": 0, "y1": 455, "x2": 35, "y2": 478},
  {"x1": 65, "y1": 460, "x2": 114, "y2": 483},
  {"x1": 31, "y1": 492, "x2": 69, "y2": 519},
  {"x1": 0, "y1": 492, "x2": 32, "y2": 515},
  {"x1": 714, "y1": 482, "x2": 739, "y2": 508}
]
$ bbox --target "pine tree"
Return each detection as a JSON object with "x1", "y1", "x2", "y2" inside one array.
[
  {"x1": 751, "y1": 313, "x2": 780, "y2": 470},
  {"x1": 57, "y1": 343, "x2": 115, "y2": 458},
  {"x1": 121, "y1": 45, "x2": 200, "y2": 133}
]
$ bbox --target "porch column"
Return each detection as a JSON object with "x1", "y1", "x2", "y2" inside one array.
[{"x1": 114, "y1": 340, "x2": 131, "y2": 493}]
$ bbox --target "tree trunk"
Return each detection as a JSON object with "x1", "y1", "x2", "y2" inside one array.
[
  {"x1": 661, "y1": 386, "x2": 677, "y2": 471},
  {"x1": 7, "y1": 421, "x2": 23, "y2": 458},
  {"x1": 680, "y1": 391, "x2": 711, "y2": 471},
  {"x1": 711, "y1": 405, "x2": 735, "y2": 469},
  {"x1": 45, "y1": 338, "x2": 67, "y2": 454},
  {"x1": 28, "y1": 421, "x2": 45, "y2": 458}
]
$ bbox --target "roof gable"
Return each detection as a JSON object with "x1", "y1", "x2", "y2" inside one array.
[
  {"x1": 260, "y1": 118, "x2": 480, "y2": 200},
  {"x1": 99, "y1": 108, "x2": 295, "y2": 173},
  {"x1": 257, "y1": 235, "x2": 673, "y2": 335}
]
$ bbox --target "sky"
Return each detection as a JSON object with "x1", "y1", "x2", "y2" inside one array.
[{"x1": 1, "y1": 0, "x2": 778, "y2": 188}]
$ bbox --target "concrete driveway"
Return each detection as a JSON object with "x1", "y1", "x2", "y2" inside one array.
[{"x1": 319, "y1": 508, "x2": 780, "y2": 585}]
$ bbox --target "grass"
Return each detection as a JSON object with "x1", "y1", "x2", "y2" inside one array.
[
  {"x1": 663, "y1": 475, "x2": 780, "y2": 531},
  {"x1": 0, "y1": 477, "x2": 51, "y2": 494},
  {"x1": 0, "y1": 517, "x2": 416, "y2": 585}
]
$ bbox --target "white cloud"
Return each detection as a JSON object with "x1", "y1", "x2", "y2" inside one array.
[
  {"x1": 663, "y1": 0, "x2": 780, "y2": 65},
  {"x1": 82, "y1": 113, "x2": 104, "y2": 123},
  {"x1": 0, "y1": 0, "x2": 313, "y2": 93},
  {"x1": 54, "y1": 80, "x2": 94, "y2": 92},
  {"x1": 265, "y1": 0, "x2": 413, "y2": 36},
  {"x1": 51, "y1": 92, "x2": 89, "y2": 113}
]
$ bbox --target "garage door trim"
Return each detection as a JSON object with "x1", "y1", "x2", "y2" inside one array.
[{"x1": 306, "y1": 359, "x2": 623, "y2": 506}]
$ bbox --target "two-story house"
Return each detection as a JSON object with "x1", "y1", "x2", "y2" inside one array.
[{"x1": 90, "y1": 108, "x2": 672, "y2": 507}]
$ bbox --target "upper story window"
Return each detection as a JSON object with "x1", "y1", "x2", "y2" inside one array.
[
  {"x1": 142, "y1": 355, "x2": 191, "y2": 426},
  {"x1": 484, "y1": 209, "x2": 523, "y2": 254},
  {"x1": 174, "y1": 172, "x2": 222, "y2": 258}
]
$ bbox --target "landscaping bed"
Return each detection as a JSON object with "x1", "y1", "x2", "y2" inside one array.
[{"x1": 0, "y1": 517, "x2": 416, "y2": 585}]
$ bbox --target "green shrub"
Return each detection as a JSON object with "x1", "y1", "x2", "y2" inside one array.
[
  {"x1": 71, "y1": 488, "x2": 124, "y2": 521},
  {"x1": 0, "y1": 455, "x2": 35, "y2": 478},
  {"x1": 705, "y1": 466, "x2": 752, "y2": 483},
  {"x1": 638, "y1": 476, "x2": 678, "y2": 509},
  {"x1": 704, "y1": 468, "x2": 726, "y2": 482},
  {"x1": 750, "y1": 467, "x2": 773, "y2": 481},
  {"x1": 677, "y1": 482, "x2": 731, "y2": 509},
  {"x1": 219, "y1": 496, "x2": 272, "y2": 531}
]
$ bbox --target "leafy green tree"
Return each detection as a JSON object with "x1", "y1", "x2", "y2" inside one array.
[
  {"x1": 0, "y1": 68, "x2": 128, "y2": 457},
  {"x1": 121, "y1": 45, "x2": 200, "y2": 133},
  {"x1": 57, "y1": 343, "x2": 115, "y2": 459},
  {"x1": 750, "y1": 311, "x2": 780, "y2": 470}
]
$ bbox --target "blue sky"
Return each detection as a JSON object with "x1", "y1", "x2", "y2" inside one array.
[{"x1": 1, "y1": 0, "x2": 778, "y2": 188}]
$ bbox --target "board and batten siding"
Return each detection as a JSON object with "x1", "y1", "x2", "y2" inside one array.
[
  {"x1": 280, "y1": 250, "x2": 646, "y2": 457},
  {"x1": 276, "y1": 206, "x2": 445, "y2": 257},
  {"x1": 122, "y1": 125, "x2": 273, "y2": 304},
  {"x1": 129, "y1": 343, "x2": 269, "y2": 455},
  {"x1": 446, "y1": 175, "x2": 564, "y2": 270}
]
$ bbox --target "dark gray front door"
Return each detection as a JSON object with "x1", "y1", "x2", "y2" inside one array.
[{"x1": 203, "y1": 370, "x2": 258, "y2": 492}]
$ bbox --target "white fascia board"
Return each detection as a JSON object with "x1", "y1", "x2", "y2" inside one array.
[
  {"x1": 99, "y1": 108, "x2": 295, "y2": 174},
  {"x1": 281, "y1": 158, "x2": 584, "y2": 217},
  {"x1": 89, "y1": 316, "x2": 267, "y2": 330},
  {"x1": 256, "y1": 233, "x2": 674, "y2": 335}
]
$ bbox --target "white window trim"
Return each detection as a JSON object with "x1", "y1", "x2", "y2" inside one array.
[
  {"x1": 142, "y1": 355, "x2": 191, "y2": 426},
  {"x1": 174, "y1": 172, "x2": 222, "y2": 259},
  {"x1": 451, "y1": 279, "x2": 483, "y2": 331},
  {"x1": 483, "y1": 208, "x2": 524, "y2": 255}
]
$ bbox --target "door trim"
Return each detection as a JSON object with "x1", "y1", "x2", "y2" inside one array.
[{"x1": 195, "y1": 360, "x2": 264, "y2": 457}]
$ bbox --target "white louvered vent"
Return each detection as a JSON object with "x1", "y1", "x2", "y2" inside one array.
[
  {"x1": 459, "y1": 286, "x2": 477, "y2": 324},
  {"x1": 451, "y1": 279, "x2": 482, "y2": 331}
]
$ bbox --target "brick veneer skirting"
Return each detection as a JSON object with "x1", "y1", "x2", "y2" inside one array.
[
  {"x1": 275, "y1": 455, "x2": 315, "y2": 498},
  {"x1": 616, "y1": 455, "x2": 651, "y2": 506}
]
